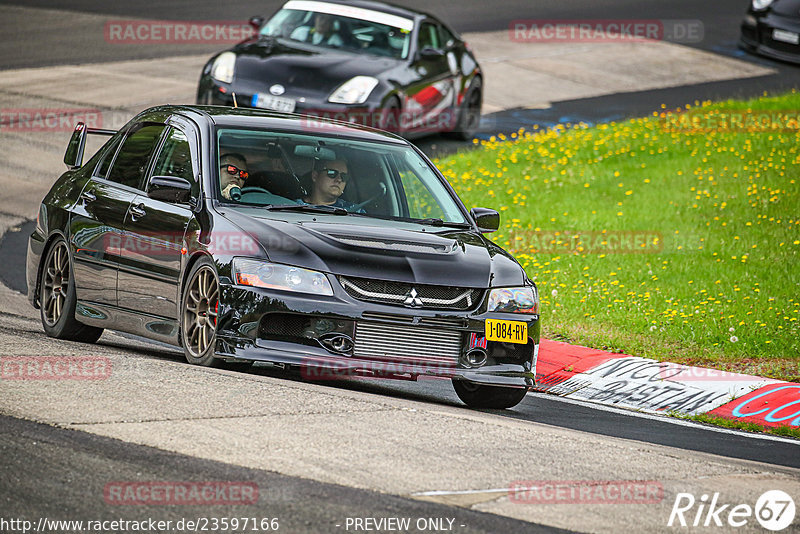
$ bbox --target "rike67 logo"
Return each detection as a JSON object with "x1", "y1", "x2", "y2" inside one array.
[{"x1": 668, "y1": 490, "x2": 796, "y2": 531}]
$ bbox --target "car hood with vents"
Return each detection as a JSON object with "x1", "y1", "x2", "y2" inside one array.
[
  {"x1": 231, "y1": 38, "x2": 404, "y2": 99},
  {"x1": 218, "y1": 208, "x2": 527, "y2": 289}
]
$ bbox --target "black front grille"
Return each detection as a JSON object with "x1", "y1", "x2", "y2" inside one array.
[
  {"x1": 764, "y1": 36, "x2": 800, "y2": 54},
  {"x1": 488, "y1": 339, "x2": 534, "y2": 364},
  {"x1": 258, "y1": 313, "x2": 354, "y2": 344},
  {"x1": 340, "y1": 277, "x2": 483, "y2": 311}
]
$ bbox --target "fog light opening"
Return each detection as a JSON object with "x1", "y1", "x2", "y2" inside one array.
[
  {"x1": 462, "y1": 347, "x2": 488, "y2": 368},
  {"x1": 318, "y1": 333, "x2": 354, "y2": 355}
]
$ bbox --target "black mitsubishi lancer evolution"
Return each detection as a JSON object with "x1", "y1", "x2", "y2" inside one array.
[{"x1": 27, "y1": 105, "x2": 539, "y2": 409}]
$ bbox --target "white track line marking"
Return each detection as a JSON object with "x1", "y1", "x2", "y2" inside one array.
[{"x1": 413, "y1": 488, "x2": 512, "y2": 496}]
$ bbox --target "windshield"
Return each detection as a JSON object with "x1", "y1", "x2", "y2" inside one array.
[
  {"x1": 216, "y1": 128, "x2": 468, "y2": 225},
  {"x1": 260, "y1": 0, "x2": 413, "y2": 59}
]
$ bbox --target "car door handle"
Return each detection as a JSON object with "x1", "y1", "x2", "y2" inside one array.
[
  {"x1": 129, "y1": 204, "x2": 146, "y2": 220},
  {"x1": 80, "y1": 190, "x2": 97, "y2": 203}
]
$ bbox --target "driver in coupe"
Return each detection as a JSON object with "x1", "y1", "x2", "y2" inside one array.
[{"x1": 290, "y1": 12, "x2": 345, "y2": 47}]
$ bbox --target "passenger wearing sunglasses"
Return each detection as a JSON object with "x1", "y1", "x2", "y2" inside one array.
[
  {"x1": 219, "y1": 152, "x2": 249, "y2": 200},
  {"x1": 300, "y1": 158, "x2": 364, "y2": 213}
]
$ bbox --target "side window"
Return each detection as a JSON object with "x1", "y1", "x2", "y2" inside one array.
[
  {"x1": 393, "y1": 154, "x2": 446, "y2": 220},
  {"x1": 106, "y1": 124, "x2": 166, "y2": 190},
  {"x1": 418, "y1": 22, "x2": 440, "y2": 51},
  {"x1": 152, "y1": 127, "x2": 198, "y2": 196},
  {"x1": 94, "y1": 135, "x2": 122, "y2": 179},
  {"x1": 439, "y1": 25, "x2": 456, "y2": 49}
]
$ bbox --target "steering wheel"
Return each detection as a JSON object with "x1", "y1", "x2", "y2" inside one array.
[
  {"x1": 230, "y1": 186, "x2": 272, "y2": 202},
  {"x1": 352, "y1": 183, "x2": 387, "y2": 211},
  {"x1": 240, "y1": 186, "x2": 271, "y2": 195}
]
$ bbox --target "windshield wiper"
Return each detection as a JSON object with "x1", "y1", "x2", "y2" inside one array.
[
  {"x1": 266, "y1": 204, "x2": 349, "y2": 215},
  {"x1": 414, "y1": 218, "x2": 472, "y2": 228}
]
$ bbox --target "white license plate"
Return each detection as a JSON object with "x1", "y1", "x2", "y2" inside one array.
[
  {"x1": 773, "y1": 29, "x2": 799, "y2": 45},
  {"x1": 251, "y1": 93, "x2": 296, "y2": 112}
]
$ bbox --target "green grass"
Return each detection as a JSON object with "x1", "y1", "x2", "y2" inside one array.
[
  {"x1": 436, "y1": 91, "x2": 800, "y2": 383},
  {"x1": 671, "y1": 412, "x2": 800, "y2": 439}
]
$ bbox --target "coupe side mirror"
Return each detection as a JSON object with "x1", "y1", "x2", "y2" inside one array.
[
  {"x1": 249, "y1": 16, "x2": 265, "y2": 31},
  {"x1": 64, "y1": 122, "x2": 88, "y2": 169},
  {"x1": 470, "y1": 207, "x2": 499, "y2": 233},
  {"x1": 147, "y1": 176, "x2": 193, "y2": 204}
]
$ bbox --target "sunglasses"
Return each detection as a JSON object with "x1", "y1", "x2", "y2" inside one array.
[
  {"x1": 222, "y1": 164, "x2": 249, "y2": 180},
  {"x1": 321, "y1": 168, "x2": 349, "y2": 182}
]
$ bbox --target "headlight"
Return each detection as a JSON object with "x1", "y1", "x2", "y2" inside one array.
[
  {"x1": 487, "y1": 286, "x2": 539, "y2": 314},
  {"x1": 752, "y1": 0, "x2": 774, "y2": 9},
  {"x1": 328, "y1": 76, "x2": 379, "y2": 104},
  {"x1": 210, "y1": 52, "x2": 236, "y2": 84},
  {"x1": 232, "y1": 259, "x2": 333, "y2": 296}
]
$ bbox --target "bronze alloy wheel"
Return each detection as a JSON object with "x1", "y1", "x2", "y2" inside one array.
[
  {"x1": 182, "y1": 263, "x2": 219, "y2": 361},
  {"x1": 39, "y1": 237, "x2": 103, "y2": 343},
  {"x1": 42, "y1": 240, "x2": 70, "y2": 326}
]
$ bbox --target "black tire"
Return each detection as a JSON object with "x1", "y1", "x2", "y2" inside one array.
[
  {"x1": 180, "y1": 258, "x2": 223, "y2": 367},
  {"x1": 452, "y1": 379, "x2": 528, "y2": 409},
  {"x1": 39, "y1": 237, "x2": 103, "y2": 343},
  {"x1": 449, "y1": 78, "x2": 482, "y2": 140}
]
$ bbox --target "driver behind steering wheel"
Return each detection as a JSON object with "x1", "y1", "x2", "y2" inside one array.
[{"x1": 220, "y1": 152, "x2": 249, "y2": 200}]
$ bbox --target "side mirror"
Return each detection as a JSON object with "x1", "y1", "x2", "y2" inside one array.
[
  {"x1": 249, "y1": 16, "x2": 265, "y2": 30},
  {"x1": 64, "y1": 122, "x2": 88, "y2": 169},
  {"x1": 419, "y1": 47, "x2": 445, "y2": 59},
  {"x1": 470, "y1": 207, "x2": 499, "y2": 233},
  {"x1": 147, "y1": 176, "x2": 193, "y2": 203}
]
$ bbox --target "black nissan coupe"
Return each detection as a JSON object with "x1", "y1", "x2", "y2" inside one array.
[
  {"x1": 26, "y1": 106, "x2": 539, "y2": 409},
  {"x1": 196, "y1": 0, "x2": 483, "y2": 139}
]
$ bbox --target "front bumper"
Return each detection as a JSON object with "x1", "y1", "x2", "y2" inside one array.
[
  {"x1": 214, "y1": 282, "x2": 540, "y2": 388},
  {"x1": 740, "y1": 12, "x2": 800, "y2": 65},
  {"x1": 198, "y1": 78, "x2": 390, "y2": 129},
  {"x1": 26, "y1": 228, "x2": 47, "y2": 307}
]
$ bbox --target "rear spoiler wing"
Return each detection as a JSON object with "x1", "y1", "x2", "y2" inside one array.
[{"x1": 64, "y1": 121, "x2": 117, "y2": 169}]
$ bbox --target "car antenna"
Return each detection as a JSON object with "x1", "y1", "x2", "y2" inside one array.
[{"x1": 232, "y1": 92, "x2": 238, "y2": 108}]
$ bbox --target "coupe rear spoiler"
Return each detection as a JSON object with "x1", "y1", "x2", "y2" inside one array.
[{"x1": 64, "y1": 121, "x2": 117, "y2": 169}]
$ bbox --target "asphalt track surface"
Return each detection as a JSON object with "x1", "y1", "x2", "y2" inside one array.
[
  {"x1": 1, "y1": 1, "x2": 799, "y2": 530},
  {"x1": 0, "y1": 414, "x2": 562, "y2": 533}
]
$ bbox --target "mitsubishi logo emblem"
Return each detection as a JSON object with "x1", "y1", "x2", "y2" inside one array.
[{"x1": 403, "y1": 288, "x2": 423, "y2": 308}]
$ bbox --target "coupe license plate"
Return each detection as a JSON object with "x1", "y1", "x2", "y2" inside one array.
[
  {"x1": 773, "y1": 29, "x2": 799, "y2": 45},
  {"x1": 485, "y1": 319, "x2": 528, "y2": 344},
  {"x1": 251, "y1": 93, "x2": 296, "y2": 112}
]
